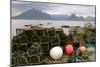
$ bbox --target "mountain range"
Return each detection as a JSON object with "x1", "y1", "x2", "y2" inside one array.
[{"x1": 12, "y1": 8, "x2": 95, "y2": 21}]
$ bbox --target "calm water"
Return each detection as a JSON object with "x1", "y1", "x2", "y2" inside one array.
[{"x1": 11, "y1": 20, "x2": 95, "y2": 37}]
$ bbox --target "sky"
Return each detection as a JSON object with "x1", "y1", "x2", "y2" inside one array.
[{"x1": 12, "y1": 1, "x2": 95, "y2": 18}]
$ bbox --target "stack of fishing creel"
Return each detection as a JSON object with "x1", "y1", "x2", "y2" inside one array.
[
  {"x1": 12, "y1": 26, "x2": 67, "y2": 66},
  {"x1": 12, "y1": 25, "x2": 94, "y2": 66}
]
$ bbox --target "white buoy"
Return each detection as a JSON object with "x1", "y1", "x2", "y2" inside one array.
[{"x1": 50, "y1": 46, "x2": 63, "y2": 60}]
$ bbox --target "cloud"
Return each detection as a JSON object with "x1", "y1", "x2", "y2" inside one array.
[
  {"x1": 12, "y1": 1, "x2": 33, "y2": 16},
  {"x1": 12, "y1": 1, "x2": 95, "y2": 17},
  {"x1": 40, "y1": 4, "x2": 95, "y2": 17}
]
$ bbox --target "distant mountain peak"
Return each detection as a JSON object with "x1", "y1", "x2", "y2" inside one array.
[
  {"x1": 12, "y1": 8, "x2": 52, "y2": 20},
  {"x1": 12, "y1": 8, "x2": 95, "y2": 21}
]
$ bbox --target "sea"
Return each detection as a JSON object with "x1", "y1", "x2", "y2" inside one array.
[{"x1": 11, "y1": 20, "x2": 95, "y2": 37}]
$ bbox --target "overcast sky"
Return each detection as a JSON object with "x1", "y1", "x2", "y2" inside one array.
[{"x1": 12, "y1": 1, "x2": 95, "y2": 18}]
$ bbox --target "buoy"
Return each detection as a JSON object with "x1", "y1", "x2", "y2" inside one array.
[
  {"x1": 65, "y1": 44, "x2": 74, "y2": 55},
  {"x1": 79, "y1": 45, "x2": 86, "y2": 52},
  {"x1": 87, "y1": 47, "x2": 95, "y2": 53},
  {"x1": 49, "y1": 46, "x2": 63, "y2": 60}
]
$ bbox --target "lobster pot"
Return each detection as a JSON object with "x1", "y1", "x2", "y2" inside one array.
[
  {"x1": 15, "y1": 56, "x2": 28, "y2": 66},
  {"x1": 19, "y1": 43, "x2": 28, "y2": 51},
  {"x1": 28, "y1": 56, "x2": 40, "y2": 64},
  {"x1": 24, "y1": 30, "x2": 34, "y2": 42},
  {"x1": 49, "y1": 34, "x2": 60, "y2": 46},
  {"x1": 20, "y1": 35, "x2": 28, "y2": 43},
  {"x1": 12, "y1": 36, "x2": 21, "y2": 43},
  {"x1": 47, "y1": 28, "x2": 56, "y2": 37},
  {"x1": 40, "y1": 36, "x2": 49, "y2": 42},
  {"x1": 11, "y1": 56, "x2": 16, "y2": 66},
  {"x1": 59, "y1": 33, "x2": 67, "y2": 40},
  {"x1": 51, "y1": 37, "x2": 60, "y2": 45},
  {"x1": 59, "y1": 33, "x2": 67, "y2": 47},
  {"x1": 40, "y1": 42, "x2": 50, "y2": 56},
  {"x1": 36, "y1": 29, "x2": 46, "y2": 37},
  {"x1": 12, "y1": 43, "x2": 19, "y2": 53},
  {"x1": 43, "y1": 50, "x2": 50, "y2": 57},
  {"x1": 27, "y1": 42, "x2": 43, "y2": 56},
  {"x1": 41, "y1": 42, "x2": 49, "y2": 50},
  {"x1": 31, "y1": 35, "x2": 40, "y2": 42},
  {"x1": 16, "y1": 29, "x2": 24, "y2": 35},
  {"x1": 56, "y1": 28, "x2": 64, "y2": 35},
  {"x1": 16, "y1": 50, "x2": 26, "y2": 56},
  {"x1": 27, "y1": 47, "x2": 38, "y2": 56}
]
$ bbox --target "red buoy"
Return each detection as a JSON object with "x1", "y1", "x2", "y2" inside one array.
[{"x1": 65, "y1": 44, "x2": 74, "y2": 55}]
